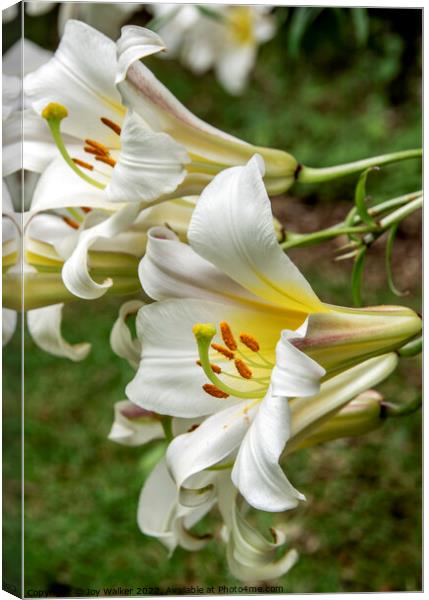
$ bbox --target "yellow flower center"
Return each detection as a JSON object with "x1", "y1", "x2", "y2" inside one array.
[{"x1": 228, "y1": 7, "x2": 255, "y2": 45}]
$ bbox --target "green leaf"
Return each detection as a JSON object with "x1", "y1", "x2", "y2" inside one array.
[
  {"x1": 351, "y1": 8, "x2": 369, "y2": 46},
  {"x1": 355, "y1": 167, "x2": 378, "y2": 226},
  {"x1": 351, "y1": 247, "x2": 367, "y2": 307},
  {"x1": 385, "y1": 223, "x2": 409, "y2": 297},
  {"x1": 288, "y1": 7, "x2": 324, "y2": 58}
]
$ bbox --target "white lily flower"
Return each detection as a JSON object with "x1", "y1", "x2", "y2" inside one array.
[
  {"x1": 125, "y1": 156, "x2": 420, "y2": 512},
  {"x1": 150, "y1": 4, "x2": 277, "y2": 95},
  {"x1": 23, "y1": 19, "x2": 297, "y2": 206}
]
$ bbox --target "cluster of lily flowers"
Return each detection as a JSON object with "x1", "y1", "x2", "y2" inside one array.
[{"x1": 2, "y1": 16, "x2": 422, "y2": 582}]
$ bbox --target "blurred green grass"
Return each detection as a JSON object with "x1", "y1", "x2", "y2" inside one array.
[{"x1": 3, "y1": 5, "x2": 422, "y2": 594}]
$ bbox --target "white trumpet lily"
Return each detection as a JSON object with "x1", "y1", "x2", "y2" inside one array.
[
  {"x1": 23, "y1": 20, "x2": 297, "y2": 207},
  {"x1": 125, "y1": 155, "x2": 420, "y2": 512}
]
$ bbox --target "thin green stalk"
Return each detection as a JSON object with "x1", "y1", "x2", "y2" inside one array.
[{"x1": 297, "y1": 148, "x2": 422, "y2": 184}]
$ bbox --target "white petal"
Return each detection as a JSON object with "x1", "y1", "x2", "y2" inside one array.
[
  {"x1": 27, "y1": 303, "x2": 91, "y2": 361},
  {"x1": 24, "y1": 20, "x2": 124, "y2": 143},
  {"x1": 3, "y1": 38, "x2": 53, "y2": 77},
  {"x1": 108, "y1": 400, "x2": 163, "y2": 446},
  {"x1": 3, "y1": 309, "x2": 17, "y2": 346},
  {"x1": 188, "y1": 156, "x2": 325, "y2": 314},
  {"x1": 167, "y1": 402, "x2": 257, "y2": 489},
  {"x1": 110, "y1": 300, "x2": 144, "y2": 369},
  {"x1": 61, "y1": 202, "x2": 141, "y2": 299},
  {"x1": 3, "y1": 74, "x2": 21, "y2": 120},
  {"x1": 139, "y1": 226, "x2": 263, "y2": 306},
  {"x1": 137, "y1": 459, "x2": 178, "y2": 552},
  {"x1": 106, "y1": 111, "x2": 189, "y2": 204},
  {"x1": 29, "y1": 155, "x2": 116, "y2": 211},
  {"x1": 115, "y1": 25, "x2": 166, "y2": 84},
  {"x1": 232, "y1": 388, "x2": 305, "y2": 512},
  {"x1": 271, "y1": 319, "x2": 325, "y2": 398}
]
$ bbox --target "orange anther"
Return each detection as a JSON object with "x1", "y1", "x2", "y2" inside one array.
[
  {"x1": 101, "y1": 117, "x2": 122, "y2": 136},
  {"x1": 211, "y1": 343, "x2": 235, "y2": 360},
  {"x1": 81, "y1": 207, "x2": 92, "y2": 213},
  {"x1": 196, "y1": 360, "x2": 221, "y2": 374},
  {"x1": 72, "y1": 157, "x2": 94, "y2": 171},
  {"x1": 95, "y1": 155, "x2": 116, "y2": 168},
  {"x1": 220, "y1": 321, "x2": 237, "y2": 351},
  {"x1": 63, "y1": 216, "x2": 79, "y2": 230},
  {"x1": 234, "y1": 359, "x2": 252, "y2": 379},
  {"x1": 202, "y1": 384, "x2": 229, "y2": 399},
  {"x1": 239, "y1": 333, "x2": 260, "y2": 352},
  {"x1": 84, "y1": 145, "x2": 105, "y2": 156},
  {"x1": 84, "y1": 139, "x2": 109, "y2": 156}
]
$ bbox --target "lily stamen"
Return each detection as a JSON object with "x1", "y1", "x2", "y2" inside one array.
[
  {"x1": 85, "y1": 139, "x2": 109, "y2": 156},
  {"x1": 72, "y1": 157, "x2": 94, "y2": 171},
  {"x1": 234, "y1": 358, "x2": 252, "y2": 379},
  {"x1": 203, "y1": 384, "x2": 229, "y2": 399},
  {"x1": 220, "y1": 321, "x2": 237, "y2": 351},
  {"x1": 196, "y1": 360, "x2": 221, "y2": 374},
  {"x1": 101, "y1": 117, "x2": 122, "y2": 136},
  {"x1": 95, "y1": 155, "x2": 117, "y2": 168},
  {"x1": 211, "y1": 343, "x2": 235, "y2": 360}
]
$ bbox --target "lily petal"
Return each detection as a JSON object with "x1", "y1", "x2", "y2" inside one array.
[
  {"x1": 61, "y1": 202, "x2": 141, "y2": 299},
  {"x1": 26, "y1": 303, "x2": 91, "y2": 361},
  {"x1": 139, "y1": 226, "x2": 263, "y2": 306},
  {"x1": 108, "y1": 400, "x2": 163, "y2": 446},
  {"x1": 116, "y1": 25, "x2": 166, "y2": 83},
  {"x1": 188, "y1": 156, "x2": 325, "y2": 314},
  {"x1": 106, "y1": 111, "x2": 189, "y2": 203},
  {"x1": 232, "y1": 388, "x2": 305, "y2": 512},
  {"x1": 167, "y1": 402, "x2": 257, "y2": 489},
  {"x1": 24, "y1": 19, "x2": 124, "y2": 143},
  {"x1": 110, "y1": 300, "x2": 144, "y2": 369},
  {"x1": 272, "y1": 319, "x2": 325, "y2": 398}
]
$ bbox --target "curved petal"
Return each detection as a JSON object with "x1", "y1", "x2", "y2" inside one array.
[
  {"x1": 61, "y1": 202, "x2": 141, "y2": 299},
  {"x1": 108, "y1": 400, "x2": 163, "y2": 446},
  {"x1": 139, "y1": 226, "x2": 265, "y2": 307},
  {"x1": 166, "y1": 401, "x2": 257, "y2": 489},
  {"x1": 24, "y1": 19, "x2": 125, "y2": 143},
  {"x1": 3, "y1": 308, "x2": 17, "y2": 346},
  {"x1": 106, "y1": 111, "x2": 189, "y2": 204},
  {"x1": 188, "y1": 156, "x2": 325, "y2": 314},
  {"x1": 110, "y1": 299, "x2": 144, "y2": 369},
  {"x1": 26, "y1": 303, "x2": 91, "y2": 361},
  {"x1": 116, "y1": 25, "x2": 166, "y2": 83},
  {"x1": 232, "y1": 388, "x2": 305, "y2": 512},
  {"x1": 126, "y1": 297, "x2": 291, "y2": 417},
  {"x1": 271, "y1": 319, "x2": 325, "y2": 398}
]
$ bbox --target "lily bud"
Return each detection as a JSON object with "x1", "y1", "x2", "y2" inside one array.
[
  {"x1": 291, "y1": 304, "x2": 422, "y2": 377},
  {"x1": 295, "y1": 390, "x2": 384, "y2": 450}
]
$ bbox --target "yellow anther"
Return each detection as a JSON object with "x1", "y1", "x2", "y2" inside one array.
[
  {"x1": 196, "y1": 360, "x2": 221, "y2": 374},
  {"x1": 211, "y1": 343, "x2": 235, "y2": 360},
  {"x1": 220, "y1": 321, "x2": 237, "y2": 351},
  {"x1": 203, "y1": 384, "x2": 229, "y2": 399},
  {"x1": 42, "y1": 102, "x2": 68, "y2": 121},
  {"x1": 239, "y1": 333, "x2": 260, "y2": 352},
  {"x1": 234, "y1": 359, "x2": 252, "y2": 379},
  {"x1": 193, "y1": 323, "x2": 217, "y2": 341}
]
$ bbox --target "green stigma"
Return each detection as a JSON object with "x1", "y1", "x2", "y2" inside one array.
[
  {"x1": 42, "y1": 102, "x2": 69, "y2": 121},
  {"x1": 193, "y1": 323, "x2": 217, "y2": 341}
]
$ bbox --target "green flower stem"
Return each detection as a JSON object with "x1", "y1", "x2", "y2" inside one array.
[
  {"x1": 297, "y1": 148, "x2": 422, "y2": 184},
  {"x1": 379, "y1": 196, "x2": 423, "y2": 229},
  {"x1": 160, "y1": 416, "x2": 173, "y2": 442},
  {"x1": 281, "y1": 224, "x2": 375, "y2": 250}
]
